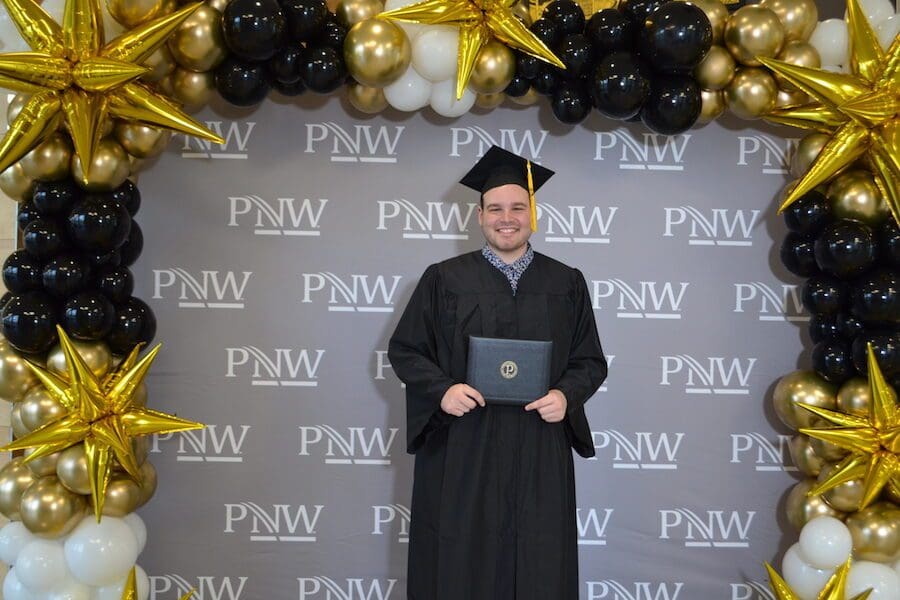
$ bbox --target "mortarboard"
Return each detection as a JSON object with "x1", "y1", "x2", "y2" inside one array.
[{"x1": 459, "y1": 145, "x2": 554, "y2": 232}]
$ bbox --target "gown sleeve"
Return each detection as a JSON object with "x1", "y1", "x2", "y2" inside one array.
[
  {"x1": 388, "y1": 264, "x2": 456, "y2": 453},
  {"x1": 553, "y1": 268, "x2": 607, "y2": 414}
]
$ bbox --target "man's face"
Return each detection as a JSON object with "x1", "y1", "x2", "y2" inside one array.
[{"x1": 478, "y1": 183, "x2": 532, "y2": 259}]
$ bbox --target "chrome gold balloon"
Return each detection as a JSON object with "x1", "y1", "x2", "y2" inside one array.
[
  {"x1": 56, "y1": 443, "x2": 91, "y2": 495},
  {"x1": 697, "y1": 89, "x2": 726, "y2": 124},
  {"x1": 24, "y1": 447, "x2": 61, "y2": 477},
  {"x1": 724, "y1": 5, "x2": 785, "y2": 67},
  {"x1": 20, "y1": 386, "x2": 67, "y2": 432},
  {"x1": 468, "y1": 40, "x2": 516, "y2": 95},
  {"x1": 759, "y1": 0, "x2": 818, "y2": 43},
  {"x1": 19, "y1": 132, "x2": 72, "y2": 181},
  {"x1": 107, "y1": 0, "x2": 166, "y2": 29},
  {"x1": 20, "y1": 475, "x2": 86, "y2": 538},
  {"x1": 166, "y1": 5, "x2": 226, "y2": 72},
  {"x1": 726, "y1": 67, "x2": 778, "y2": 119},
  {"x1": 135, "y1": 460, "x2": 157, "y2": 508},
  {"x1": 11, "y1": 401, "x2": 30, "y2": 438},
  {"x1": 680, "y1": 0, "x2": 728, "y2": 45},
  {"x1": 790, "y1": 132, "x2": 830, "y2": 179},
  {"x1": 344, "y1": 18, "x2": 411, "y2": 88},
  {"x1": 475, "y1": 91, "x2": 506, "y2": 109},
  {"x1": 169, "y1": 67, "x2": 214, "y2": 113},
  {"x1": 785, "y1": 477, "x2": 844, "y2": 530},
  {"x1": 0, "y1": 161, "x2": 34, "y2": 201},
  {"x1": 47, "y1": 339, "x2": 112, "y2": 380},
  {"x1": 6, "y1": 93, "x2": 30, "y2": 125},
  {"x1": 142, "y1": 46, "x2": 177, "y2": 83},
  {"x1": 774, "y1": 41, "x2": 820, "y2": 91},
  {"x1": 775, "y1": 88, "x2": 808, "y2": 108},
  {"x1": 826, "y1": 169, "x2": 889, "y2": 225},
  {"x1": 336, "y1": 0, "x2": 385, "y2": 27},
  {"x1": 346, "y1": 81, "x2": 389, "y2": 113},
  {"x1": 115, "y1": 122, "x2": 171, "y2": 159},
  {"x1": 508, "y1": 87, "x2": 539, "y2": 105},
  {"x1": 846, "y1": 502, "x2": 900, "y2": 563},
  {"x1": 0, "y1": 457, "x2": 38, "y2": 520},
  {"x1": 789, "y1": 434, "x2": 826, "y2": 476},
  {"x1": 694, "y1": 45, "x2": 735, "y2": 91},
  {"x1": 71, "y1": 137, "x2": 131, "y2": 191},
  {"x1": 773, "y1": 370, "x2": 836, "y2": 430},
  {"x1": 101, "y1": 473, "x2": 142, "y2": 517},
  {"x1": 836, "y1": 377, "x2": 872, "y2": 417}
]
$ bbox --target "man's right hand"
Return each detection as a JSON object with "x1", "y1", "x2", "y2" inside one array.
[{"x1": 440, "y1": 383, "x2": 485, "y2": 417}]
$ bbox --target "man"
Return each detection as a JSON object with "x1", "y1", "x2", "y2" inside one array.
[{"x1": 388, "y1": 146, "x2": 607, "y2": 599}]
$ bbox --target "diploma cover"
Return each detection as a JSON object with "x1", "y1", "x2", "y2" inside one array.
[{"x1": 466, "y1": 336, "x2": 552, "y2": 405}]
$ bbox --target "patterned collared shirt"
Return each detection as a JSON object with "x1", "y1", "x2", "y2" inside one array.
[{"x1": 481, "y1": 243, "x2": 534, "y2": 295}]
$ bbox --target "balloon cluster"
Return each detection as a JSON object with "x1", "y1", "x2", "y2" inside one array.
[
  {"x1": 1, "y1": 178, "x2": 155, "y2": 356},
  {"x1": 503, "y1": 0, "x2": 712, "y2": 130}
]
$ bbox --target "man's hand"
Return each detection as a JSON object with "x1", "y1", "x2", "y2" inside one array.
[
  {"x1": 525, "y1": 389, "x2": 567, "y2": 423},
  {"x1": 440, "y1": 383, "x2": 485, "y2": 417}
]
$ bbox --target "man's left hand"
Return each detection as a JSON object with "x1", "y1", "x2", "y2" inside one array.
[{"x1": 524, "y1": 389, "x2": 567, "y2": 423}]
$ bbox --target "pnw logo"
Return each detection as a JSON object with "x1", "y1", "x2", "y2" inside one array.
[
  {"x1": 449, "y1": 126, "x2": 547, "y2": 159},
  {"x1": 539, "y1": 205, "x2": 618, "y2": 244},
  {"x1": 153, "y1": 269, "x2": 251, "y2": 309},
  {"x1": 731, "y1": 433, "x2": 797, "y2": 472},
  {"x1": 299, "y1": 426, "x2": 399, "y2": 465},
  {"x1": 224, "y1": 503, "x2": 323, "y2": 542},
  {"x1": 297, "y1": 578, "x2": 397, "y2": 600},
  {"x1": 149, "y1": 575, "x2": 248, "y2": 600},
  {"x1": 372, "y1": 504, "x2": 410, "y2": 543},
  {"x1": 591, "y1": 431, "x2": 684, "y2": 470},
  {"x1": 577, "y1": 508, "x2": 613, "y2": 546},
  {"x1": 734, "y1": 283, "x2": 808, "y2": 322},
  {"x1": 731, "y1": 582, "x2": 776, "y2": 600},
  {"x1": 594, "y1": 130, "x2": 691, "y2": 171},
  {"x1": 592, "y1": 280, "x2": 688, "y2": 319},
  {"x1": 228, "y1": 196, "x2": 328, "y2": 237},
  {"x1": 226, "y1": 347, "x2": 325, "y2": 387},
  {"x1": 301, "y1": 273, "x2": 401, "y2": 313},
  {"x1": 377, "y1": 199, "x2": 478, "y2": 240},
  {"x1": 151, "y1": 425, "x2": 250, "y2": 463},
  {"x1": 737, "y1": 135, "x2": 799, "y2": 175},
  {"x1": 660, "y1": 356, "x2": 756, "y2": 396},
  {"x1": 663, "y1": 207, "x2": 760, "y2": 247},
  {"x1": 181, "y1": 120, "x2": 255, "y2": 159},
  {"x1": 659, "y1": 509, "x2": 755, "y2": 548},
  {"x1": 304, "y1": 122, "x2": 404, "y2": 163},
  {"x1": 585, "y1": 581, "x2": 685, "y2": 600}
]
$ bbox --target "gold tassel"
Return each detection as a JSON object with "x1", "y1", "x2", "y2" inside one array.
[{"x1": 527, "y1": 159, "x2": 537, "y2": 232}]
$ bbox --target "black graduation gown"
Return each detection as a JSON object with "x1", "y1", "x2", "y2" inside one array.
[{"x1": 388, "y1": 250, "x2": 607, "y2": 600}]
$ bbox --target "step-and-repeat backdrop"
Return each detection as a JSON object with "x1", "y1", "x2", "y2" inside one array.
[{"x1": 132, "y1": 95, "x2": 809, "y2": 599}]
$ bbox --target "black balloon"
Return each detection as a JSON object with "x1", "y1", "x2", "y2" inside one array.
[
  {"x1": 783, "y1": 190, "x2": 831, "y2": 235},
  {"x1": 67, "y1": 195, "x2": 132, "y2": 253},
  {"x1": 17, "y1": 202, "x2": 39, "y2": 232},
  {"x1": 780, "y1": 232, "x2": 819, "y2": 277},
  {"x1": 809, "y1": 313, "x2": 841, "y2": 343},
  {"x1": 504, "y1": 73, "x2": 531, "y2": 97},
  {"x1": 851, "y1": 330, "x2": 899, "y2": 377},
  {"x1": 803, "y1": 275, "x2": 847, "y2": 315},
  {"x1": 551, "y1": 81, "x2": 591, "y2": 124},
  {"x1": 110, "y1": 180, "x2": 140, "y2": 217},
  {"x1": 542, "y1": 0, "x2": 585, "y2": 36},
  {"x1": 813, "y1": 220, "x2": 876, "y2": 279},
  {"x1": 515, "y1": 52, "x2": 541, "y2": 80},
  {"x1": 589, "y1": 51, "x2": 650, "y2": 119},
  {"x1": 850, "y1": 268, "x2": 899, "y2": 324},
  {"x1": 556, "y1": 34, "x2": 595, "y2": 79},
  {"x1": 270, "y1": 44, "x2": 304, "y2": 83},
  {"x1": 812, "y1": 339, "x2": 854, "y2": 383},
  {"x1": 2, "y1": 291, "x2": 58, "y2": 354},
  {"x1": 586, "y1": 9, "x2": 634, "y2": 55},
  {"x1": 640, "y1": 74, "x2": 700, "y2": 134},
  {"x1": 215, "y1": 56, "x2": 272, "y2": 106},
  {"x1": 532, "y1": 66, "x2": 559, "y2": 95},
  {"x1": 32, "y1": 180, "x2": 78, "y2": 216},
  {"x1": 280, "y1": 0, "x2": 328, "y2": 42},
  {"x1": 837, "y1": 312, "x2": 864, "y2": 339},
  {"x1": 23, "y1": 218, "x2": 67, "y2": 259},
  {"x1": 222, "y1": 0, "x2": 286, "y2": 61},
  {"x1": 42, "y1": 255, "x2": 90, "y2": 298},
  {"x1": 530, "y1": 19, "x2": 561, "y2": 49},
  {"x1": 878, "y1": 220, "x2": 900, "y2": 267},
  {"x1": 107, "y1": 297, "x2": 157, "y2": 354},
  {"x1": 62, "y1": 291, "x2": 115, "y2": 341},
  {"x1": 272, "y1": 77, "x2": 307, "y2": 96},
  {"x1": 300, "y1": 46, "x2": 346, "y2": 93},
  {"x1": 640, "y1": 1, "x2": 712, "y2": 73},
  {"x1": 119, "y1": 221, "x2": 143, "y2": 268},
  {"x1": 0, "y1": 293, "x2": 12, "y2": 313},
  {"x1": 312, "y1": 17, "x2": 347, "y2": 49},
  {"x1": 95, "y1": 266, "x2": 134, "y2": 304},
  {"x1": 87, "y1": 250, "x2": 122, "y2": 269},
  {"x1": 621, "y1": 0, "x2": 667, "y2": 26},
  {"x1": 2, "y1": 250, "x2": 42, "y2": 293}
]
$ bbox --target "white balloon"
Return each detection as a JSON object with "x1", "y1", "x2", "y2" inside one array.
[
  {"x1": 783, "y1": 543, "x2": 834, "y2": 600},
  {"x1": 93, "y1": 565, "x2": 150, "y2": 600},
  {"x1": 384, "y1": 67, "x2": 433, "y2": 111},
  {"x1": 429, "y1": 78, "x2": 475, "y2": 118},
  {"x1": 44, "y1": 577, "x2": 93, "y2": 600},
  {"x1": 844, "y1": 0, "x2": 894, "y2": 28},
  {"x1": 798, "y1": 516, "x2": 852, "y2": 570},
  {"x1": 411, "y1": 26, "x2": 459, "y2": 82},
  {"x1": 809, "y1": 19, "x2": 849, "y2": 67},
  {"x1": 16, "y1": 539, "x2": 69, "y2": 593},
  {"x1": 63, "y1": 516, "x2": 138, "y2": 587},
  {"x1": 876, "y1": 15, "x2": 900, "y2": 51},
  {"x1": 3, "y1": 569, "x2": 37, "y2": 600},
  {"x1": 123, "y1": 513, "x2": 147, "y2": 555},
  {"x1": 399, "y1": 21, "x2": 424, "y2": 41},
  {"x1": 0, "y1": 521, "x2": 37, "y2": 566},
  {"x1": 846, "y1": 561, "x2": 900, "y2": 599}
]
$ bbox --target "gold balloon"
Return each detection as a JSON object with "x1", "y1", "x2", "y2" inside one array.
[
  {"x1": 697, "y1": 89, "x2": 726, "y2": 124},
  {"x1": 336, "y1": 0, "x2": 384, "y2": 27},
  {"x1": 20, "y1": 386, "x2": 67, "y2": 432},
  {"x1": 511, "y1": 0, "x2": 533, "y2": 27},
  {"x1": 695, "y1": 46, "x2": 735, "y2": 90},
  {"x1": 774, "y1": 41, "x2": 820, "y2": 92},
  {"x1": 775, "y1": 88, "x2": 808, "y2": 108},
  {"x1": 142, "y1": 46, "x2": 177, "y2": 83},
  {"x1": 347, "y1": 82, "x2": 389, "y2": 114},
  {"x1": 0, "y1": 162, "x2": 35, "y2": 202},
  {"x1": 468, "y1": 40, "x2": 516, "y2": 95},
  {"x1": 133, "y1": 436, "x2": 150, "y2": 466},
  {"x1": 509, "y1": 87, "x2": 539, "y2": 106},
  {"x1": 819, "y1": 464, "x2": 865, "y2": 512},
  {"x1": 115, "y1": 122, "x2": 171, "y2": 159},
  {"x1": 846, "y1": 502, "x2": 900, "y2": 563},
  {"x1": 344, "y1": 18, "x2": 412, "y2": 88},
  {"x1": 102, "y1": 473, "x2": 142, "y2": 517},
  {"x1": 0, "y1": 339, "x2": 39, "y2": 401},
  {"x1": 47, "y1": 339, "x2": 112, "y2": 380},
  {"x1": 25, "y1": 447, "x2": 60, "y2": 477},
  {"x1": 809, "y1": 426, "x2": 850, "y2": 462},
  {"x1": 107, "y1": 0, "x2": 165, "y2": 29},
  {"x1": 136, "y1": 460, "x2": 157, "y2": 508},
  {"x1": 837, "y1": 377, "x2": 872, "y2": 417},
  {"x1": 56, "y1": 444, "x2": 91, "y2": 495},
  {"x1": 724, "y1": 6, "x2": 786, "y2": 67},
  {"x1": 71, "y1": 138, "x2": 131, "y2": 191},
  {"x1": 207, "y1": 0, "x2": 228, "y2": 11},
  {"x1": 726, "y1": 67, "x2": 778, "y2": 119},
  {"x1": 0, "y1": 458, "x2": 38, "y2": 520},
  {"x1": 19, "y1": 132, "x2": 72, "y2": 181},
  {"x1": 773, "y1": 370, "x2": 836, "y2": 430},
  {"x1": 475, "y1": 92, "x2": 506, "y2": 109},
  {"x1": 6, "y1": 94, "x2": 30, "y2": 125},
  {"x1": 759, "y1": 0, "x2": 818, "y2": 42},
  {"x1": 785, "y1": 478, "x2": 844, "y2": 530},
  {"x1": 133, "y1": 381, "x2": 148, "y2": 408},
  {"x1": 20, "y1": 476, "x2": 86, "y2": 538},
  {"x1": 791, "y1": 132, "x2": 830, "y2": 179},
  {"x1": 826, "y1": 169, "x2": 889, "y2": 225},
  {"x1": 170, "y1": 68, "x2": 214, "y2": 113},
  {"x1": 886, "y1": 480, "x2": 900, "y2": 504},
  {"x1": 11, "y1": 401, "x2": 30, "y2": 438},
  {"x1": 789, "y1": 434, "x2": 826, "y2": 476},
  {"x1": 166, "y1": 5, "x2": 227, "y2": 72},
  {"x1": 680, "y1": 0, "x2": 729, "y2": 45}
]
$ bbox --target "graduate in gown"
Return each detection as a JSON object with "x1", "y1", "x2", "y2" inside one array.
[{"x1": 388, "y1": 146, "x2": 607, "y2": 600}]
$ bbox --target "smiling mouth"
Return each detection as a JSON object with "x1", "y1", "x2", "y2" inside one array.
[{"x1": 497, "y1": 228, "x2": 518, "y2": 233}]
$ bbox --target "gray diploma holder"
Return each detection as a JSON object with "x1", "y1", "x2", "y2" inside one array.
[{"x1": 466, "y1": 336, "x2": 553, "y2": 406}]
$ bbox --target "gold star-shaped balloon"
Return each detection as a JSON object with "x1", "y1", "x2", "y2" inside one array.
[
  {"x1": 379, "y1": 0, "x2": 564, "y2": 99},
  {"x1": 0, "y1": 0, "x2": 224, "y2": 183},
  {"x1": 2, "y1": 326, "x2": 204, "y2": 521},
  {"x1": 764, "y1": 560, "x2": 872, "y2": 600},
  {"x1": 121, "y1": 567, "x2": 195, "y2": 600},
  {"x1": 759, "y1": 0, "x2": 900, "y2": 227},
  {"x1": 798, "y1": 344, "x2": 899, "y2": 510}
]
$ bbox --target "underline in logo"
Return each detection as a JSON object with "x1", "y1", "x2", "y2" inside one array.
[
  {"x1": 619, "y1": 164, "x2": 683, "y2": 171},
  {"x1": 762, "y1": 168, "x2": 788, "y2": 174},
  {"x1": 578, "y1": 540, "x2": 607, "y2": 545},
  {"x1": 613, "y1": 463, "x2": 676, "y2": 470},
  {"x1": 685, "y1": 541, "x2": 749, "y2": 548},
  {"x1": 756, "y1": 465, "x2": 798, "y2": 472},
  {"x1": 251, "y1": 535, "x2": 316, "y2": 542},
  {"x1": 617, "y1": 313, "x2": 680, "y2": 319},
  {"x1": 181, "y1": 153, "x2": 248, "y2": 159},
  {"x1": 759, "y1": 316, "x2": 810, "y2": 322},
  {"x1": 254, "y1": 230, "x2": 320, "y2": 236},
  {"x1": 177, "y1": 456, "x2": 243, "y2": 462},
  {"x1": 328, "y1": 307, "x2": 393, "y2": 312},
  {"x1": 325, "y1": 458, "x2": 391, "y2": 465},
  {"x1": 330, "y1": 156, "x2": 397, "y2": 163},
  {"x1": 403, "y1": 233, "x2": 468, "y2": 240},
  {"x1": 686, "y1": 388, "x2": 750, "y2": 395},
  {"x1": 252, "y1": 380, "x2": 317, "y2": 387},
  {"x1": 688, "y1": 240, "x2": 752, "y2": 246},
  {"x1": 178, "y1": 302, "x2": 245, "y2": 308},
  {"x1": 545, "y1": 237, "x2": 610, "y2": 244}
]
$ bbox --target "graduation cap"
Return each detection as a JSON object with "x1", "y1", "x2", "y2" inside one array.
[{"x1": 459, "y1": 145, "x2": 554, "y2": 232}]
